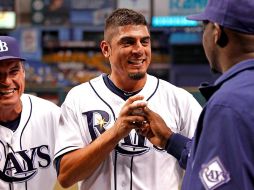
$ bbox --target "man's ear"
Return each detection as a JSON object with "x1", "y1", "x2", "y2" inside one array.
[
  {"x1": 214, "y1": 23, "x2": 228, "y2": 47},
  {"x1": 100, "y1": 41, "x2": 111, "y2": 58},
  {"x1": 21, "y1": 62, "x2": 25, "y2": 74}
]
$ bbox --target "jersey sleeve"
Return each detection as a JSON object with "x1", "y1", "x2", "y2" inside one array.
[
  {"x1": 186, "y1": 104, "x2": 253, "y2": 190},
  {"x1": 177, "y1": 88, "x2": 202, "y2": 138},
  {"x1": 54, "y1": 98, "x2": 85, "y2": 161},
  {"x1": 164, "y1": 88, "x2": 201, "y2": 169}
]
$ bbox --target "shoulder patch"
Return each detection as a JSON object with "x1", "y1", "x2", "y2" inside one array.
[{"x1": 199, "y1": 157, "x2": 230, "y2": 190}]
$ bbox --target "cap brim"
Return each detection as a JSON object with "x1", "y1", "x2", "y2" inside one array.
[
  {"x1": 187, "y1": 12, "x2": 207, "y2": 21},
  {"x1": 0, "y1": 56, "x2": 25, "y2": 61}
]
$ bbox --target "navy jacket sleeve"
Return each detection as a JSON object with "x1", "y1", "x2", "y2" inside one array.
[{"x1": 165, "y1": 133, "x2": 192, "y2": 169}]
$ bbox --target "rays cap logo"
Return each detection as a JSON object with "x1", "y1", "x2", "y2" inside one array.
[
  {"x1": 0, "y1": 36, "x2": 25, "y2": 61},
  {"x1": 199, "y1": 157, "x2": 230, "y2": 190}
]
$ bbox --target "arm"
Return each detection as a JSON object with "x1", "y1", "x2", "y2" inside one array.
[
  {"x1": 165, "y1": 133, "x2": 192, "y2": 169},
  {"x1": 58, "y1": 95, "x2": 147, "y2": 188}
]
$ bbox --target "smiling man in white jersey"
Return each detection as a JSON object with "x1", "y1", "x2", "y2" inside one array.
[
  {"x1": 54, "y1": 8, "x2": 202, "y2": 190},
  {"x1": 0, "y1": 36, "x2": 60, "y2": 190}
]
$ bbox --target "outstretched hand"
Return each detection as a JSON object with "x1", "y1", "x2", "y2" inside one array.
[{"x1": 138, "y1": 106, "x2": 173, "y2": 149}]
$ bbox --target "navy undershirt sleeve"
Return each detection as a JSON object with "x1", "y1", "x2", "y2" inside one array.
[
  {"x1": 54, "y1": 156, "x2": 63, "y2": 176},
  {"x1": 54, "y1": 149, "x2": 80, "y2": 176},
  {"x1": 165, "y1": 133, "x2": 192, "y2": 169}
]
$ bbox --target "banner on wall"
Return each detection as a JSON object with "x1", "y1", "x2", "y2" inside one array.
[{"x1": 20, "y1": 28, "x2": 42, "y2": 60}]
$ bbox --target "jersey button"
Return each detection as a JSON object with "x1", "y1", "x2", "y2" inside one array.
[{"x1": 121, "y1": 181, "x2": 126, "y2": 187}]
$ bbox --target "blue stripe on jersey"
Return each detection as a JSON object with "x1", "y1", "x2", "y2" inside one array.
[
  {"x1": 146, "y1": 78, "x2": 159, "y2": 101},
  {"x1": 20, "y1": 96, "x2": 32, "y2": 150},
  {"x1": 130, "y1": 156, "x2": 134, "y2": 190},
  {"x1": 20, "y1": 96, "x2": 32, "y2": 190},
  {"x1": 114, "y1": 151, "x2": 118, "y2": 190},
  {"x1": 89, "y1": 79, "x2": 116, "y2": 120},
  {"x1": 0, "y1": 141, "x2": 7, "y2": 158},
  {"x1": 54, "y1": 146, "x2": 79, "y2": 158}
]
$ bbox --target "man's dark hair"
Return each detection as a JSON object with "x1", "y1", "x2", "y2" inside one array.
[{"x1": 104, "y1": 8, "x2": 148, "y2": 41}]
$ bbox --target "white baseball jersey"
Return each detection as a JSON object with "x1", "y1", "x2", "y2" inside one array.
[
  {"x1": 0, "y1": 94, "x2": 60, "y2": 190},
  {"x1": 54, "y1": 74, "x2": 202, "y2": 190}
]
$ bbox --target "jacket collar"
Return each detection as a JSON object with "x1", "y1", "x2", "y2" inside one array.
[{"x1": 199, "y1": 59, "x2": 254, "y2": 101}]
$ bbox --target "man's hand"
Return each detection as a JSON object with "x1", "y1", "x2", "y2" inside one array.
[
  {"x1": 112, "y1": 95, "x2": 148, "y2": 139},
  {"x1": 138, "y1": 106, "x2": 173, "y2": 149}
]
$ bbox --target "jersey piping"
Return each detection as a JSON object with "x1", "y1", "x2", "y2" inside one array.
[
  {"x1": 20, "y1": 96, "x2": 32, "y2": 190},
  {"x1": 89, "y1": 80, "x2": 116, "y2": 120}
]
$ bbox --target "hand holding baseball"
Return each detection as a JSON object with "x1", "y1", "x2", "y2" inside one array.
[{"x1": 138, "y1": 106, "x2": 173, "y2": 149}]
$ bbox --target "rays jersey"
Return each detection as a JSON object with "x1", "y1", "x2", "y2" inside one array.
[
  {"x1": 54, "y1": 74, "x2": 202, "y2": 190},
  {"x1": 0, "y1": 94, "x2": 60, "y2": 190}
]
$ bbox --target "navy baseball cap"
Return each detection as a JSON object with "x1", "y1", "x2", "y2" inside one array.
[
  {"x1": 187, "y1": 0, "x2": 254, "y2": 34},
  {"x1": 0, "y1": 36, "x2": 25, "y2": 61}
]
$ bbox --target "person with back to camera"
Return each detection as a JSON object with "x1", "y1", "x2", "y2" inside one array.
[
  {"x1": 139, "y1": 0, "x2": 254, "y2": 189},
  {"x1": 0, "y1": 36, "x2": 61, "y2": 189},
  {"x1": 53, "y1": 8, "x2": 202, "y2": 190}
]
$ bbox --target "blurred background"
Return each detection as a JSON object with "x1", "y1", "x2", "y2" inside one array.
[
  {"x1": 0, "y1": 0, "x2": 220, "y2": 189},
  {"x1": 0, "y1": 0, "x2": 219, "y2": 106}
]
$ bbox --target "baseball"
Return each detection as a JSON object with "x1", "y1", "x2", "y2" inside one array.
[
  {"x1": 131, "y1": 100, "x2": 147, "y2": 116},
  {"x1": 132, "y1": 100, "x2": 147, "y2": 106}
]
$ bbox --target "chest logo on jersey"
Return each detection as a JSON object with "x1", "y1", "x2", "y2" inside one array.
[
  {"x1": 83, "y1": 110, "x2": 152, "y2": 156},
  {"x1": 199, "y1": 157, "x2": 230, "y2": 190},
  {"x1": 0, "y1": 145, "x2": 51, "y2": 183}
]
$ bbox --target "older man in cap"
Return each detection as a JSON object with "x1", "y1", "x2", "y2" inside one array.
[
  {"x1": 0, "y1": 36, "x2": 60, "y2": 189},
  {"x1": 140, "y1": 0, "x2": 254, "y2": 189}
]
